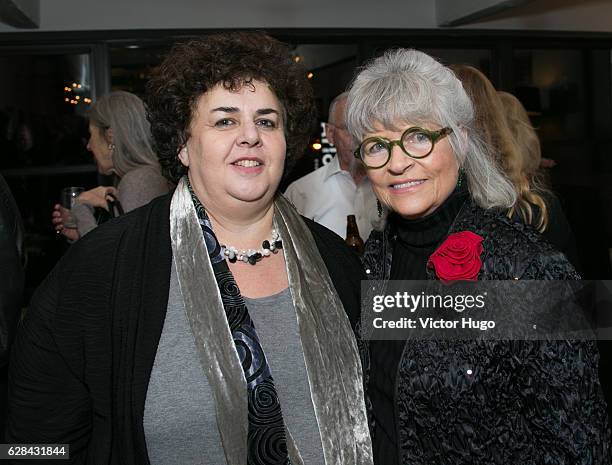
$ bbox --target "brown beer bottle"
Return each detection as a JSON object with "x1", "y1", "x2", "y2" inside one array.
[{"x1": 345, "y1": 214, "x2": 365, "y2": 256}]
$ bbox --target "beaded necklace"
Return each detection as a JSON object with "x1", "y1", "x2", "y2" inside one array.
[{"x1": 221, "y1": 229, "x2": 282, "y2": 265}]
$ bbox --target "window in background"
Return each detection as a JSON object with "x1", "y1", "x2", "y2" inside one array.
[
  {"x1": 513, "y1": 48, "x2": 612, "y2": 279},
  {"x1": 424, "y1": 48, "x2": 492, "y2": 77},
  {"x1": 513, "y1": 49, "x2": 586, "y2": 181},
  {"x1": 0, "y1": 50, "x2": 97, "y2": 300},
  {"x1": 0, "y1": 52, "x2": 93, "y2": 169},
  {"x1": 110, "y1": 43, "x2": 171, "y2": 97},
  {"x1": 280, "y1": 43, "x2": 359, "y2": 189}
]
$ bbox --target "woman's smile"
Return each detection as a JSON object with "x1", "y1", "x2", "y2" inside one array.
[
  {"x1": 230, "y1": 156, "x2": 265, "y2": 173},
  {"x1": 389, "y1": 178, "x2": 427, "y2": 193}
]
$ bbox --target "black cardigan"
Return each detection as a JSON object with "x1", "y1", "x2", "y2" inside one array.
[
  {"x1": 7, "y1": 192, "x2": 366, "y2": 464},
  {"x1": 0, "y1": 173, "x2": 24, "y2": 367}
]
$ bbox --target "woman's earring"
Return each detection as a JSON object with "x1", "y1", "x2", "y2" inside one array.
[
  {"x1": 108, "y1": 143, "x2": 116, "y2": 152},
  {"x1": 456, "y1": 169, "x2": 465, "y2": 188},
  {"x1": 377, "y1": 199, "x2": 383, "y2": 218}
]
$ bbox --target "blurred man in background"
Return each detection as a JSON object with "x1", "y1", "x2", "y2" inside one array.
[{"x1": 285, "y1": 92, "x2": 378, "y2": 240}]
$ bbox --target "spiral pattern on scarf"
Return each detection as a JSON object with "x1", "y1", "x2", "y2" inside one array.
[
  {"x1": 249, "y1": 379, "x2": 284, "y2": 424},
  {"x1": 187, "y1": 178, "x2": 291, "y2": 465},
  {"x1": 218, "y1": 270, "x2": 248, "y2": 329},
  {"x1": 248, "y1": 380, "x2": 290, "y2": 465}
]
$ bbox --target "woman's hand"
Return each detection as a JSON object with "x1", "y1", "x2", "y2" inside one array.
[
  {"x1": 51, "y1": 204, "x2": 80, "y2": 242},
  {"x1": 74, "y1": 186, "x2": 118, "y2": 210}
]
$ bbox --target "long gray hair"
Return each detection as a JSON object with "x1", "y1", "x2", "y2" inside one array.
[
  {"x1": 88, "y1": 91, "x2": 159, "y2": 177},
  {"x1": 346, "y1": 48, "x2": 516, "y2": 211}
]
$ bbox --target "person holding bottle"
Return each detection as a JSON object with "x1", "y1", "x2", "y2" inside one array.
[{"x1": 285, "y1": 92, "x2": 378, "y2": 240}]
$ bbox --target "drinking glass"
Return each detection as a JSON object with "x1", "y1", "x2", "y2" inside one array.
[{"x1": 60, "y1": 186, "x2": 84, "y2": 228}]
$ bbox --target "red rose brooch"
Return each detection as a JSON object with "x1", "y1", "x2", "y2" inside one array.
[{"x1": 427, "y1": 231, "x2": 484, "y2": 282}]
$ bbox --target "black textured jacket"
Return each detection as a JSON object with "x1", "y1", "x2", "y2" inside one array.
[
  {"x1": 7, "y1": 192, "x2": 365, "y2": 464},
  {"x1": 362, "y1": 198, "x2": 611, "y2": 465}
]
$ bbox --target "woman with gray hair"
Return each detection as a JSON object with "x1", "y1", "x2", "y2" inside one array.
[
  {"x1": 52, "y1": 91, "x2": 169, "y2": 241},
  {"x1": 348, "y1": 48, "x2": 610, "y2": 464}
]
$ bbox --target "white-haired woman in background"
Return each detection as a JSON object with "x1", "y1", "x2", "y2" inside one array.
[
  {"x1": 52, "y1": 91, "x2": 170, "y2": 241},
  {"x1": 348, "y1": 48, "x2": 610, "y2": 464}
]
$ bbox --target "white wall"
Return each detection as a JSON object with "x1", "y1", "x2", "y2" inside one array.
[
  {"x1": 0, "y1": 0, "x2": 611, "y2": 34},
  {"x1": 0, "y1": 0, "x2": 436, "y2": 32}
]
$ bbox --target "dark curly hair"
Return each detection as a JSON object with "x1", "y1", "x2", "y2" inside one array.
[{"x1": 146, "y1": 32, "x2": 316, "y2": 183}]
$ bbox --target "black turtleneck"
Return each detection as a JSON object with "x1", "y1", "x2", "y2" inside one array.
[
  {"x1": 370, "y1": 186, "x2": 468, "y2": 465},
  {"x1": 389, "y1": 186, "x2": 469, "y2": 280}
]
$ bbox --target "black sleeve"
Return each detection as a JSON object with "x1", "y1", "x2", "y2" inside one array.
[
  {"x1": 0, "y1": 239, "x2": 23, "y2": 368},
  {"x1": 0, "y1": 176, "x2": 24, "y2": 368},
  {"x1": 541, "y1": 191, "x2": 582, "y2": 274},
  {"x1": 303, "y1": 217, "x2": 367, "y2": 329},
  {"x1": 7, "y1": 262, "x2": 91, "y2": 463}
]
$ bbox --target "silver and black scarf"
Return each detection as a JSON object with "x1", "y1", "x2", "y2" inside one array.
[{"x1": 170, "y1": 176, "x2": 373, "y2": 465}]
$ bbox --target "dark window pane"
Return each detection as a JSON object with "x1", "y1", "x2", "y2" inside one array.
[
  {"x1": 0, "y1": 51, "x2": 96, "y2": 301},
  {"x1": 424, "y1": 48, "x2": 491, "y2": 77},
  {"x1": 513, "y1": 49, "x2": 585, "y2": 140},
  {"x1": 110, "y1": 44, "x2": 170, "y2": 96},
  {"x1": 0, "y1": 53, "x2": 92, "y2": 168}
]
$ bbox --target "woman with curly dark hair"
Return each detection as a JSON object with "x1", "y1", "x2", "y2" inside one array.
[{"x1": 8, "y1": 32, "x2": 373, "y2": 465}]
